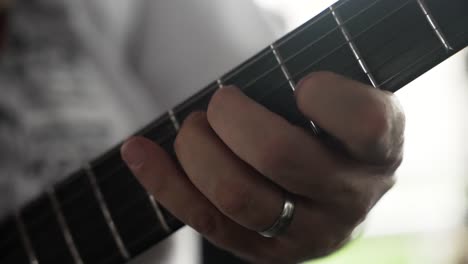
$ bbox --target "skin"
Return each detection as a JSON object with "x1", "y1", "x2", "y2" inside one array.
[{"x1": 121, "y1": 71, "x2": 405, "y2": 263}]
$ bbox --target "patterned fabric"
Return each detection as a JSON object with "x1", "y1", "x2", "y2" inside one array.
[{"x1": 0, "y1": 0, "x2": 127, "y2": 215}]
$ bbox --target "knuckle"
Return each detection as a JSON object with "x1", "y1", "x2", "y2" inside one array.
[
  {"x1": 256, "y1": 135, "x2": 291, "y2": 176},
  {"x1": 360, "y1": 102, "x2": 390, "y2": 143},
  {"x1": 189, "y1": 207, "x2": 218, "y2": 236},
  {"x1": 297, "y1": 71, "x2": 338, "y2": 91},
  {"x1": 216, "y1": 185, "x2": 251, "y2": 217},
  {"x1": 174, "y1": 111, "x2": 206, "y2": 153},
  {"x1": 337, "y1": 182, "x2": 373, "y2": 225},
  {"x1": 295, "y1": 71, "x2": 339, "y2": 108},
  {"x1": 207, "y1": 86, "x2": 236, "y2": 121},
  {"x1": 358, "y1": 93, "x2": 405, "y2": 164}
]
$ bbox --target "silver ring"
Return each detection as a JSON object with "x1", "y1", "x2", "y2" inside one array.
[{"x1": 258, "y1": 193, "x2": 295, "y2": 238}]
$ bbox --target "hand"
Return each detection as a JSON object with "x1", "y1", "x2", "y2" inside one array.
[{"x1": 121, "y1": 72, "x2": 405, "y2": 263}]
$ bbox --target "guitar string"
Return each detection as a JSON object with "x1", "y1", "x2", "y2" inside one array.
[
  {"x1": 33, "y1": 0, "x2": 402, "y2": 215},
  {"x1": 50, "y1": 0, "x2": 415, "y2": 215},
  {"x1": 3, "y1": 0, "x2": 446, "y2": 254}
]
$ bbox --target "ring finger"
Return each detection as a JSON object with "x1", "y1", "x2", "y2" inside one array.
[{"x1": 175, "y1": 111, "x2": 285, "y2": 232}]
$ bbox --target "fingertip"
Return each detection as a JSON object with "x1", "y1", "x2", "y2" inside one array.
[{"x1": 121, "y1": 137, "x2": 148, "y2": 170}]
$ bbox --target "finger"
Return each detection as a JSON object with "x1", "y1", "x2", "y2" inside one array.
[
  {"x1": 120, "y1": 137, "x2": 274, "y2": 261},
  {"x1": 295, "y1": 71, "x2": 405, "y2": 165},
  {"x1": 174, "y1": 112, "x2": 284, "y2": 232},
  {"x1": 207, "y1": 86, "x2": 347, "y2": 196}
]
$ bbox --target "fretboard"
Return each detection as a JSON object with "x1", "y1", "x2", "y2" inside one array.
[{"x1": 1, "y1": 0, "x2": 467, "y2": 263}]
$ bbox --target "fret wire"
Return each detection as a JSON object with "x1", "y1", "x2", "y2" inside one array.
[
  {"x1": 148, "y1": 194, "x2": 172, "y2": 234},
  {"x1": 276, "y1": 0, "x2": 384, "y2": 54},
  {"x1": 217, "y1": 79, "x2": 224, "y2": 89},
  {"x1": 84, "y1": 165, "x2": 130, "y2": 260},
  {"x1": 173, "y1": 83, "x2": 218, "y2": 115},
  {"x1": 329, "y1": 5, "x2": 378, "y2": 87},
  {"x1": 416, "y1": 0, "x2": 453, "y2": 51},
  {"x1": 281, "y1": 0, "x2": 414, "y2": 80},
  {"x1": 220, "y1": 48, "x2": 273, "y2": 84},
  {"x1": 47, "y1": 189, "x2": 83, "y2": 264},
  {"x1": 168, "y1": 110, "x2": 181, "y2": 131},
  {"x1": 270, "y1": 44, "x2": 296, "y2": 91},
  {"x1": 222, "y1": 0, "x2": 405, "y2": 94},
  {"x1": 64, "y1": 129, "x2": 179, "y2": 205},
  {"x1": 241, "y1": 0, "x2": 414, "y2": 94},
  {"x1": 222, "y1": 0, "x2": 379, "y2": 84},
  {"x1": 281, "y1": 0, "x2": 412, "y2": 66},
  {"x1": 244, "y1": 21, "x2": 441, "y2": 108},
  {"x1": 276, "y1": 0, "x2": 355, "y2": 47},
  {"x1": 270, "y1": 43, "x2": 320, "y2": 135},
  {"x1": 14, "y1": 212, "x2": 38, "y2": 264}
]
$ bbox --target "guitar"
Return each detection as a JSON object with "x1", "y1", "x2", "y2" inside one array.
[{"x1": 1, "y1": 0, "x2": 467, "y2": 263}]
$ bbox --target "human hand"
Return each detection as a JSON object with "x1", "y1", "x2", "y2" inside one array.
[{"x1": 121, "y1": 72, "x2": 405, "y2": 263}]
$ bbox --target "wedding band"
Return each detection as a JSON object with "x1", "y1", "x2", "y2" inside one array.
[{"x1": 258, "y1": 193, "x2": 295, "y2": 238}]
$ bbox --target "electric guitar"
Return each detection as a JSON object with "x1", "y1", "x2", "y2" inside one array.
[{"x1": 1, "y1": 0, "x2": 467, "y2": 263}]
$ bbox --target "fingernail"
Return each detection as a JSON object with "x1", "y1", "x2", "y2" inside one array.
[{"x1": 121, "y1": 139, "x2": 146, "y2": 169}]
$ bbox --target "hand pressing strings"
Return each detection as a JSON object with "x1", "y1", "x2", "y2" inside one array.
[{"x1": 121, "y1": 71, "x2": 405, "y2": 264}]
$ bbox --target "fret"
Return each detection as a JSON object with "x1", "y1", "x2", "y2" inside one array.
[
  {"x1": 137, "y1": 114, "x2": 178, "y2": 155},
  {"x1": 85, "y1": 165, "x2": 130, "y2": 260},
  {"x1": 89, "y1": 133, "x2": 183, "y2": 256},
  {"x1": 168, "y1": 109, "x2": 181, "y2": 132},
  {"x1": 276, "y1": 10, "x2": 371, "y2": 87},
  {"x1": 217, "y1": 79, "x2": 224, "y2": 89},
  {"x1": 222, "y1": 48, "x2": 311, "y2": 129},
  {"x1": 270, "y1": 44, "x2": 296, "y2": 91},
  {"x1": 14, "y1": 213, "x2": 38, "y2": 264},
  {"x1": 270, "y1": 43, "x2": 320, "y2": 134},
  {"x1": 334, "y1": 0, "x2": 444, "y2": 90},
  {"x1": 0, "y1": 216, "x2": 30, "y2": 264},
  {"x1": 223, "y1": 48, "x2": 283, "y2": 99},
  {"x1": 329, "y1": 4, "x2": 377, "y2": 87},
  {"x1": 20, "y1": 193, "x2": 75, "y2": 263},
  {"x1": 48, "y1": 189, "x2": 83, "y2": 264},
  {"x1": 173, "y1": 82, "x2": 218, "y2": 123},
  {"x1": 424, "y1": 0, "x2": 468, "y2": 50},
  {"x1": 148, "y1": 194, "x2": 172, "y2": 234},
  {"x1": 91, "y1": 149, "x2": 183, "y2": 256},
  {"x1": 416, "y1": 0, "x2": 452, "y2": 52},
  {"x1": 54, "y1": 170, "x2": 125, "y2": 264}
]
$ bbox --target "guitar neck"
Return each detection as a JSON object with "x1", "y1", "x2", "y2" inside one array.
[{"x1": 2, "y1": 0, "x2": 467, "y2": 263}]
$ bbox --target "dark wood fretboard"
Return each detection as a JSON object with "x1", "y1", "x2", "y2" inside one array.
[{"x1": 1, "y1": 0, "x2": 467, "y2": 263}]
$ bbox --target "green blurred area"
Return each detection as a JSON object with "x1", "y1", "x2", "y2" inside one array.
[{"x1": 304, "y1": 235, "x2": 418, "y2": 264}]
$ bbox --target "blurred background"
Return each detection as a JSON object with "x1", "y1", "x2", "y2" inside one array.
[{"x1": 253, "y1": 1, "x2": 468, "y2": 263}]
